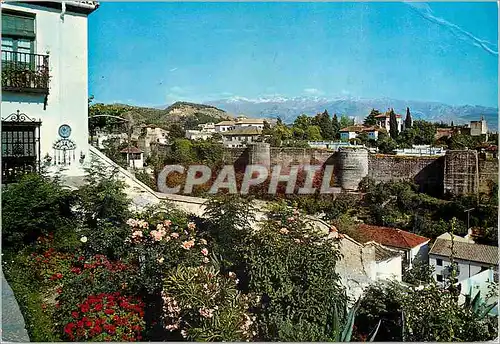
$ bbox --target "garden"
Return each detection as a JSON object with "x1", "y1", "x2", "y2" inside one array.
[{"x1": 2, "y1": 163, "x2": 498, "y2": 341}]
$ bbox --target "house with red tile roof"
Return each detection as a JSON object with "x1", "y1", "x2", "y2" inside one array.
[
  {"x1": 352, "y1": 224, "x2": 430, "y2": 269},
  {"x1": 375, "y1": 109, "x2": 403, "y2": 133}
]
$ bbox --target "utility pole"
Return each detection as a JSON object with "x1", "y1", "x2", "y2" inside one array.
[{"x1": 464, "y1": 208, "x2": 475, "y2": 230}]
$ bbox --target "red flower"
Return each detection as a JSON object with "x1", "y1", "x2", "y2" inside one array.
[
  {"x1": 71, "y1": 311, "x2": 79, "y2": 319},
  {"x1": 80, "y1": 304, "x2": 90, "y2": 313},
  {"x1": 77, "y1": 320, "x2": 84, "y2": 328},
  {"x1": 85, "y1": 320, "x2": 93, "y2": 328},
  {"x1": 93, "y1": 325, "x2": 102, "y2": 334},
  {"x1": 94, "y1": 303, "x2": 103, "y2": 311},
  {"x1": 104, "y1": 309, "x2": 114, "y2": 315}
]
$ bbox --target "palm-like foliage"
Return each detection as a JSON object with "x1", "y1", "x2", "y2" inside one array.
[{"x1": 464, "y1": 287, "x2": 497, "y2": 319}]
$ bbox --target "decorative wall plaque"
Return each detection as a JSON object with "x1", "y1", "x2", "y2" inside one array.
[{"x1": 53, "y1": 124, "x2": 76, "y2": 165}]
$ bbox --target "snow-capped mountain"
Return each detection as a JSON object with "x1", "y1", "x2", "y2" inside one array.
[{"x1": 204, "y1": 96, "x2": 498, "y2": 129}]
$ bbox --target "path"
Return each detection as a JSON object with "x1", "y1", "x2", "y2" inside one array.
[{"x1": 1, "y1": 269, "x2": 29, "y2": 342}]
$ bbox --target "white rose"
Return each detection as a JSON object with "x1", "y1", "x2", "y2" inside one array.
[{"x1": 80, "y1": 236, "x2": 88, "y2": 243}]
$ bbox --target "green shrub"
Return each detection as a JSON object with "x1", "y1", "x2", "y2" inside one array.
[
  {"x1": 162, "y1": 264, "x2": 258, "y2": 341},
  {"x1": 246, "y1": 203, "x2": 347, "y2": 341},
  {"x1": 2, "y1": 172, "x2": 76, "y2": 250},
  {"x1": 76, "y1": 160, "x2": 131, "y2": 231}
]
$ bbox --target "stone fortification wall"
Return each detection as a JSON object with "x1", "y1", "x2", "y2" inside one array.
[
  {"x1": 478, "y1": 158, "x2": 498, "y2": 194},
  {"x1": 337, "y1": 148, "x2": 369, "y2": 190},
  {"x1": 217, "y1": 145, "x2": 497, "y2": 195},
  {"x1": 368, "y1": 154, "x2": 444, "y2": 193}
]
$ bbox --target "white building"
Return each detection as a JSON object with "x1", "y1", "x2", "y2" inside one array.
[
  {"x1": 221, "y1": 127, "x2": 262, "y2": 148},
  {"x1": 457, "y1": 268, "x2": 498, "y2": 316},
  {"x1": 185, "y1": 122, "x2": 216, "y2": 140},
  {"x1": 234, "y1": 117, "x2": 265, "y2": 130},
  {"x1": 215, "y1": 120, "x2": 235, "y2": 132},
  {"x1": 375, "y1": 111, "x2": 403, "y2": 133},
  {"x1": 354, "y1": 224, "x2": 430, "y2": 269},
  {"x1": 138, "y1": 124, "x2": 169, "y2": 157},
  {"x1": 1, "y1": 1, "x2": 98, "y2": 182},
  {"x1": 335, "y1": 233, "x2": 403, "y2": 301},
  {"x1": 470, "y1": 117, "x2": 488, "y2": 137},
  {"x1": 198, "y1": 122, "x2": 215, "y2": 132},
  {"x1": 339, "y1": 125, "x2": 385, "y2": 142},
  {"x1": 120, "y1": 147, "x2": 144, "y2": 169},
  {"x1": 185, "y1": 130, "x2": 214, "y2": 141},
  {"x1": 395, "y1": 145, "x2": 447, "y2": 157},
  {"x1": 429, "y1": 232, "x2": 498, "y2": 284}
]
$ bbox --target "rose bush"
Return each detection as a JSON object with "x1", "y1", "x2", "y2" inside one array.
[
  {"x1": 123, "y1": 213, "x2": 208, "y2": 294},
  {"x1": 62, "y1": 292, "x2": 145, "y2": 342}
]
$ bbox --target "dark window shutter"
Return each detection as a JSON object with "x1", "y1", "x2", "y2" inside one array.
[{"x1": 2, "y1": 13, "x2": 35, "y2": 38}]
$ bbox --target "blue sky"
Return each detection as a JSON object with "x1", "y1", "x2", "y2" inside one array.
[{"x1": 88, "y1": 2, "x2": 498, "y2": 108}]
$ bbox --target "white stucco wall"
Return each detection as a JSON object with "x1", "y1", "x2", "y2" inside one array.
[
  {"x1": 2, "y1": 3, "x2": 91, "y2": 176},
  {"x1": 376, "y1": 256, "x2": 403, "y2": 281},
  {"x1": 429, "y1": 254, "x2": 494, "y2": 284}
]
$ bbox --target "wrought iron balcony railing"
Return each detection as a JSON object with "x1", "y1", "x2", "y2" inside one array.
[{"x1": 1, "y1": 51, "x2": 50, "y2": 93}]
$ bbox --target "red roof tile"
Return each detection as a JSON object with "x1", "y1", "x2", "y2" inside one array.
[
  {"x1": 374, "y1": 114, "x2": 402, "y2": 118},
  {"x1": 355, "y1": 224, "x2": 430, "y2": 249}
]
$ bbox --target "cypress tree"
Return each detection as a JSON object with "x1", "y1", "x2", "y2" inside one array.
[
  {"x1": 404, "y1": 107, "x2": 413, "y2": 129},
  {"x1": 318, "y1": 109, "x2": 334, "y2": 140},
  {"x1": 364, "y1": 109, "x2": 380, "y2": 126},
  {"x1": 332, "y1": 113, "x2": 340, "y2": 140},
  {"x1": 389, "y1": 108, "x2": 399, "y2": 139}
]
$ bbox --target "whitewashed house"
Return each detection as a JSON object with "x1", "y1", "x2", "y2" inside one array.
[
  {"x1": 1, "y1": 1, "x2": 98, "y2": 183},
  {"x1": 234, "y1": 117, "x2": 265, "y2": 130},
  {"x1": 120, "y1": 147, "x2": 144, "y2": 169},
  {"x1": 334, "y1": 232, "x2": 403, "y2": 301},
  {"x1": 353, "y1": 224, "x2": 430, "y2": 269},
  {"x1": 221, "y1": 127, "x2": 262, "y2": 148},
  {"x1": 339, "y1": 125, "x2": 385, "y2": 141},
  {"x1": 375, "y1": 111, "x2": 402, "y2": 133},
  {"x1": 215, "y1": 120, "x2": 235, "y2": 132},
  {"x1": 429, "y1": 232, "x2": 498, "y2": 284}
]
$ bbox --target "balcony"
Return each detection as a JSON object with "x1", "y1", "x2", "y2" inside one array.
[{"x1": 1, "y1": 51, "x2": 49, "y2": 94}]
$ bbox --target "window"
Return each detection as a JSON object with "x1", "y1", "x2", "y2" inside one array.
[
  {"x1": 436, "y1": 259, "x2": 443, "y2": 266},
  {"x1": 436, "y1": 274, "x2": 443, "y2": 282},
  {"x1": 1, "y1": 12, "x2": 35, "y2": 66}
]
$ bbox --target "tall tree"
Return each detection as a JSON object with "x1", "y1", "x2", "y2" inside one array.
[
  {"x1": 451, "y1": 121, "x2": 454, "y2": 128},
  {"x1": 404, "y1": 107, "x2": 413, "y2": 129},
  {"x1": 364, "y1": 109, "x2": 380, "y2": 126},
  {"x1": 332, "y1": 113, "x2": 340, "y2": 139},
  {"x1": 339, "y1": 114, "x2": 354, "y2": 129},
  {"x1": 389, "y1": 108, "x2": 398, "y2": 139},
  {"x1": 318, "y1": 110, "x2": 334, "y2": 140}
]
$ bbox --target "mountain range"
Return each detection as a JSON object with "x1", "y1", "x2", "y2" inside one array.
[{"x1": 203, "y1": 96, "x2": 498, "y2": 130}]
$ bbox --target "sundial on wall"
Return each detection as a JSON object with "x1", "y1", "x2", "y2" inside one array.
[{"x1": 53, "y1": 124, "x2": 76, "y2": 165}]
